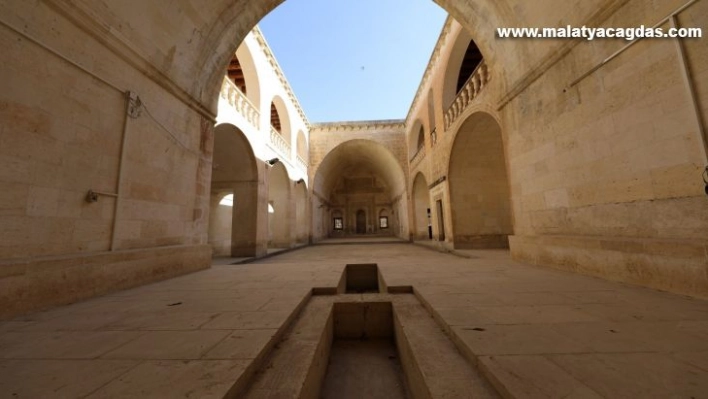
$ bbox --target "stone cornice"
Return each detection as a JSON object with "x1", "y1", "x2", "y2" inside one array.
[
  {"x1": 309, "y1": 120, "x2": 406, "y2": 133},
  {"x1": 251, "y1": 26, "x2": 311, "y2": 128},
  {"x1": 404, "y1": 16, "x2": 455, "y2": 127}
]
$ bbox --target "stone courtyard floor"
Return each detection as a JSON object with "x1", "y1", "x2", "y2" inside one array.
[{"x1": 0, "y1": 242, "x2": 706, "y2": 398}]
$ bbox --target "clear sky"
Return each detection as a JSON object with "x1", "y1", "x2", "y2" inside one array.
[{"x1": 259, "y1": 0, "x2": 448, "y2": 123}]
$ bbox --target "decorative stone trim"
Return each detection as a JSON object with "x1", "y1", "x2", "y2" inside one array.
[
  {"x1": 404, "y1": 16, "x2": 454, "y2": 126},
  {"x1": 252, "y1": 27, "x2": 310, "y2": 127},
  {"x1": 310, "y1": 120, "x2": 406, "y2": 133},
  {"x1": 220, "y1": 77, "x2": 261, "y2": 130},
  {"x1": 410, "y1": 147, "x2": 426, "y2": 169},
  {"x1": 443, "y1": 61, "x2": 490, "y2": 130},
  {"x1": 296, "y1": 155, "x2": 308, "y2": 171},
  {"x1": 269, "y1": 126, "x2": 292, "y2": 160}
]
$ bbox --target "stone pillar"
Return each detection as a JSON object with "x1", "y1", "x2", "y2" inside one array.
[{"x1": 231, "y1": 162, "x2": 268, "y2": 257}]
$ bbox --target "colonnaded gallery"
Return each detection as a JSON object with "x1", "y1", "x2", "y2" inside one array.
[{"x1": 1, "y1": 0, "x2": 707, "y2": 397}]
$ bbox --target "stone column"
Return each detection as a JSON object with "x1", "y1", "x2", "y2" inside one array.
[{"x1": 231, "y1": 162, "x2": 268, "y2": 257}]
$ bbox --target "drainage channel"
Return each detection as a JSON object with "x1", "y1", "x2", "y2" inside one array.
[{"x1": 227, "y1": 264, "x2": 499, "y2": 399}]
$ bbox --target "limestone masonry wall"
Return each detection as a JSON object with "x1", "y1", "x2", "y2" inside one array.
[{"x1": 0, "y1": 0, "x2": 706, "y2": 319}]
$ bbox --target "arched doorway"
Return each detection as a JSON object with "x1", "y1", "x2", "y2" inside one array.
[
  {"x1": 412, "y1": 173, "x2": 432, "y2": 240},
  {"x1": 312, "y1": 139, "x2": 408, "y2": 239},
  {"x1": 356, "y1": 210, "x2": 367, "y2": 234},
  {"x1": 209, "y1": 124, "x2": 259, "y2": 257},
  {"x1": 408, "y1": 119, "x2": 425, "y2": 160},
  {"x1": 448, "y1": 112, "x2": 512, "y2": 249}
]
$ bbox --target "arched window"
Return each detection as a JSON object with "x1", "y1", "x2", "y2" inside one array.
[
  {"x1": 379, "y1": 209, "x2": 390, "y2": 229},
  {"x1": 332, "y1": 210, "x2": 344, "y2": 231},
  {"x1": 417, "y1": 125, "x2": 425, "y2": 151},
  {"x1": 442, "y1": 29, "x2": 485, "y2": 110},
  {"x1": 456, "y1": 40, "x2": 483, "y2": 95}
]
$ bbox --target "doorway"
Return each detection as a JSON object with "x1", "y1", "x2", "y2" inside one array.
[
  {"x1": 436, "y1": 200, "x2": 445, "y2": 241},
  {"x1": 427, "y1": 208, "x2": 432, "y2": 239},
  {"x1": 356, "y1": 210, "x2": 366, "y2": 234}
]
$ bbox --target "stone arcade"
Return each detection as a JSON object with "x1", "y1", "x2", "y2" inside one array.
[{"x1": 0, "y1": 0, "x2": 707, "y2": 397}]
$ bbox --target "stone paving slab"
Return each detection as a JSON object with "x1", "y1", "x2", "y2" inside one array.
[{"x1": 0, "y1": 243, "x2": 705, "y2": 397}]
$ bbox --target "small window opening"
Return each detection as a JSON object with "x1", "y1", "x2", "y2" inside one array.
[
  {"x1": 379, "y1": 217, "x2": 389, "y2": 229},
  {"x1": 219, "y1": 194, "x2": 234, "y2": 207}
]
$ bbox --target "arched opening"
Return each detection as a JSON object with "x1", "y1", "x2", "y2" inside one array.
[
  {"x1": 331, "y1": 209, "x2": 344, "y2": 236},
  {"x1": 448, "y1": 112, "x2": 512, "y2": 249},
  {"x1": 267, "y1": 162, "x2": 292, "y2": 249},
  {"x1": 412, "y1": 173, "x2": 432, "y2": 240},
  {"x1": 408, "y1": 119, "x2": 425, "y2": 159},
  {"x1": 294, "y1": 181, "x2": 308, "y2": 244},
  {"x1": 233, "y1": 40, "x2": 262, "y2": 109},
  {"x1": 209, "y1": 124, "x2": 259, "y2": 257},
  {"x1": 378, "y1": 208, "x2": 391, "y2": 232},
  {"x1": 455, "y1": 41, "x2": 483, "y2": 94},
  {"x1": 314, "y1": 139, "x2": 408, "y2": 239},
  {"x1": 417, "y1": 125, "x2": 425, "y2": 152},
  {"x1": 442, "y1": 28, "x2": 484, "y2": 109},
  {"x1": 270, "y1": 96, "x2": 292, "y2": 145}
]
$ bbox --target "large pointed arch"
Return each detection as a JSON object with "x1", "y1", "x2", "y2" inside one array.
[
  {"x1": 447, "y1": 111, "x2": 512, "y2": 249},
  {"x1": 209, "y1": 123, "x2": 260, "y2": 257},
  {"x1": 313, "y1": 139, "x2": 408, "y2": 238},
  {"x1": 233, "y1": 39, "x2": 262, "y2": 110}
]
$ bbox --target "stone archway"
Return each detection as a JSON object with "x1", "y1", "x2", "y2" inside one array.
[
  {"x1": 210, "y1": 123, "x2": 260, "y2": 257},
  {"x1": 448, "y1": 112, "x2": 512, "y2": 249},
  {"x1": 313, "y1": 139, "x2": 408, "y2": 239}
]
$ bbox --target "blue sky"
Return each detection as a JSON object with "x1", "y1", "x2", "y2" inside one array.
[{"x1": 259, "y1": 0, "x2": 447, "y2": 123}]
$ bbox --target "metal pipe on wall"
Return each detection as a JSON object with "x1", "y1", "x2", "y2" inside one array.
[
  {"x1": 566, "y1": 0, "x2": 701, "y2": 90},
  {"x1": 110, "y1": 91, "x2": 138, "y2": 251},
  {"x1": 670, "y1": 15, "x2": 708, "y2": 165}
]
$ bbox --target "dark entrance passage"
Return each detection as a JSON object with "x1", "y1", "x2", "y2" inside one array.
[{"x1": 356, "y1": 210, "x2": 366, "y2": 234}]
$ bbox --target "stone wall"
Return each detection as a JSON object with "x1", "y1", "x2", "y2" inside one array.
[
  {"x1": 1, "y1": 0, "x2": 706, "y2": 320},
  {"x1": 408, "y1": 2, "x2": 708, "y2": 297}
]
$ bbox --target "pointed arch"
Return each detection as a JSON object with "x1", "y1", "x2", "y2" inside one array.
[{"x1": 448, "y1": 111, "x2": 512, "y2": 249}]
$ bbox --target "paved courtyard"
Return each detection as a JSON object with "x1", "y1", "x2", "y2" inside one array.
[{"x1": 1, "y1": 241, "x2": 706, "y2": 398}]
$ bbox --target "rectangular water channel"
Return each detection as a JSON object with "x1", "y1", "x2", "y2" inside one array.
[
  {"x1": 231, "y1": 264, "x2": 498, "y2": 399},
  {"x1": 322, "y1": 302, "x2": 407, "y2": 398}
]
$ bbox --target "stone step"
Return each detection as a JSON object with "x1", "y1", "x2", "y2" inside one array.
[{"x1": 393, "y1": 295, "x2": 500, "y2": 399}]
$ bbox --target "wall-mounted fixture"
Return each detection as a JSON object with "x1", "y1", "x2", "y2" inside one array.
[
  {"x1": 266, "y1": 158, "x2": 280, "y2": 166},
  {"x1": 85, "y1": 189, "x2": 118, "y2": 203},
  {"x1": 703, "y1": 166, "x2": 708, "y2": 197}
]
